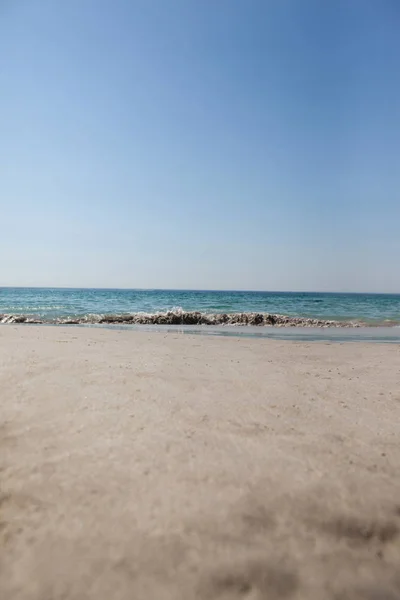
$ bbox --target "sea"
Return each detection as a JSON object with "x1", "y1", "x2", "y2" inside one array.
[{"x1": 1, "y1": 287, "x2": 400, "y2": 325}]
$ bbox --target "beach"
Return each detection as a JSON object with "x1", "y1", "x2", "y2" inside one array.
[{"x1": 1, "y1": 325, "x2": 400, "y2": 599}]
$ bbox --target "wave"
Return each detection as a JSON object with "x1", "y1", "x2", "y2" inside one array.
[{"x1": 0, "y1": 309, "x2": 367, "y2": 328}]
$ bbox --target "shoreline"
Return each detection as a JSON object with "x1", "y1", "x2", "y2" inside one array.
[
  {"x1": 2, "y1": 324, "x2": 400, "y2": 344},
  {"x1": 2, "y1": 322, "x2": 400, "y2": 344}
]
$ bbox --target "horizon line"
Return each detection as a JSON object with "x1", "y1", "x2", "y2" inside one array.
[{"x1": 1, "y1": 286, "x2": 400, "y2": 296}]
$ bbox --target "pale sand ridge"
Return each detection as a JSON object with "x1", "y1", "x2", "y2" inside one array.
[{"x1": 1, "y1": 326, "x2": 400, "y2": 599}]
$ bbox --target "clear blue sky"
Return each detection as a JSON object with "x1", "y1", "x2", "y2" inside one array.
[{"x1": 1, "y1": 0, "x2": 399, "y2": 292}]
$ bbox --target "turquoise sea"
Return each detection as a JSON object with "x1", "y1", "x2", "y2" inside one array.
[{"x1": 1, "y1": 288, "x2": 400, "y2": 325}]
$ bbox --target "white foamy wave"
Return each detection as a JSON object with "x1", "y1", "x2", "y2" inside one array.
[{"x1": 0, "y1": 310, "x2": 367, "y2": 328}]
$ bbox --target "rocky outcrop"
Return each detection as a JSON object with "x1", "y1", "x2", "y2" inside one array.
[{"x1": 0, "y1": 310, "x2": 364, "y2": 327}]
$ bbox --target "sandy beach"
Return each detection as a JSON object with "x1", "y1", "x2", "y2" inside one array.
[{"x1": 1, "y1": 325, "x2": 400, "y2": 599}]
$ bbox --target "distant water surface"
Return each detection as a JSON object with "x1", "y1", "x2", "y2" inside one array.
[{"x1": 1, "y1": 288, "x2": 400, "y2": 324}]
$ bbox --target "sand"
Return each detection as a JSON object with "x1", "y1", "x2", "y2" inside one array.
[{"x1": 1, "y1": 326, "x2": 400, "y2": 600}]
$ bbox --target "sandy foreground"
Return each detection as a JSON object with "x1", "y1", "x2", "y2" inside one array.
[{"x1": 1, "y1": 326, "x2": 400, "y2": 600}]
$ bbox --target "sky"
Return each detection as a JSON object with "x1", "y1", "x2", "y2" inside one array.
[{"x1": 1, "y1": 0, "x2": 399, "y2": 292}]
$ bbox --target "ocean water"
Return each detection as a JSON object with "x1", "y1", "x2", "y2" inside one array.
[{"x1": 1, "y1": 288, "x2": 400, "y2": 325}]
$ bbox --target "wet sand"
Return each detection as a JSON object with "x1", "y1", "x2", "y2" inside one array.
[{"x1": 1, "y1": 326, "x2": 400, "y2": 599}]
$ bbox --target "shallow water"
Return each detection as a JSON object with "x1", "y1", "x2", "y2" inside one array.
[
  {"x1": 1, "y1": 288, "x2": 400, "y2": 324},
  {"x1": 83, "y1": 324, "x2": 400, "y2": 343}
]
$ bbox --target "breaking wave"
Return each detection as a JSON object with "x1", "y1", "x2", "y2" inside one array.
[{"x1": 0, "y1": 308, "x2": 366, "y2": 328}]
